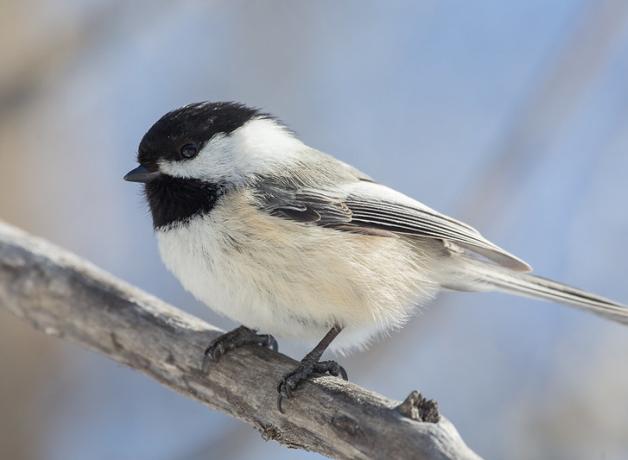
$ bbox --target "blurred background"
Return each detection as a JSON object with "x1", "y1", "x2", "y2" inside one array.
[{"x1": 1, "y1": 0, "x2": 628, "y2": 459}]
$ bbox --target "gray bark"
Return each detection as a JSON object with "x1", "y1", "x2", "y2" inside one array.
[{"x1": 0, "y1": 221, "x2": 482, "y2": 460}]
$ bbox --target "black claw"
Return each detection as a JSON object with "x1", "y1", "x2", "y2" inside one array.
[
  {"x1": 339, "y1": 366, "x2": 348, "y2": 381},
  {"x1": 277, "y1": 326, "x2": 346, "y2": 413},
  {"x1": 204, "y1": 342, "x2": 224, "y2": 361},
  {"x1": 277, "y1": 373, "x2": 298, "y2": 413},
  {"x1": 315, "y1": 360, "x2": 348, "y2": 380},
  {"x1": 263, "y1": 334, "x2": 278, "y2": 353},
  {"x1": 201, "y1": 326, "x2": 278, "y2": 373},
  {"x1": 276, "y1": 358, "x2": 348, "y2": 413}
]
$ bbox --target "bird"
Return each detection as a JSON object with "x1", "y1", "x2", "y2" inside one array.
[{"x1": 124, "y1": 101, "x2": 627, "y2": 411}]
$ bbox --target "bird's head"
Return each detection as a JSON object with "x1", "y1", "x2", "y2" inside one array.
[{"x1": 125, "y1": 101, "x2": 302, "y2": 186}]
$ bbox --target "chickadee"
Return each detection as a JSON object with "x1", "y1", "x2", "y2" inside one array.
[{"x1": 125, "y1": 101, "x2": 627, "y2": 410}]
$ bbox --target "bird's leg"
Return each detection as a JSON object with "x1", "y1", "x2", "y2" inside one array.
[
  {"x1": 277, "y1": 325, "x2": 347, "y2": 412},
  {"x1": 202, "y1": 326, "x2": 277, "y2": 372}
]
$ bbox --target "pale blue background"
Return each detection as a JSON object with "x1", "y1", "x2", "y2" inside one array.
[{"x1": 1, "y1": 1, "x2": 628, "y2": 459}]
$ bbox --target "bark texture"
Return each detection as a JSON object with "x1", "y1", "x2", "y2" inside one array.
[{"x1": 0, "y1": 221, "x2": 482, "y2": 460}]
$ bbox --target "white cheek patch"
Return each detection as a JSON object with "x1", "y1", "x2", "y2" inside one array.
[
  {"x1": 158, "y1": 134, "x2": 238, "y2": 183},
  {"x1": 231, "y1": 118, "x2": 305, "y2": 170},
  {"x1": 157, "y1": 118, "x2": 306, "y2": 183}
]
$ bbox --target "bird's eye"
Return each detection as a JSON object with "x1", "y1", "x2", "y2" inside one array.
[{"x1": 180, "y1": 143, "x2": 198, "y2": 159}]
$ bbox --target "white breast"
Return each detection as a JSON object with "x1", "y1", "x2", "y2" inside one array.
[{"x1": 156, "y1": 190, "x2": 442, "y2": 351}]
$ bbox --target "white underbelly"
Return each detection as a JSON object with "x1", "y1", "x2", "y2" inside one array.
[{"x1": 156, "y1": 198, "x2": 441, "y2": 350}]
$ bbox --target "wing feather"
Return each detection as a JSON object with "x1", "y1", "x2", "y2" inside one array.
[{"x1": 256, "y1": 180, "x2": 531, "y2": 272}]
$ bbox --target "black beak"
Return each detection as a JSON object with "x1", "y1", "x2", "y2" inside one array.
[{"x1": 124, "y1": 165, "x2": 161, "y2": 183}]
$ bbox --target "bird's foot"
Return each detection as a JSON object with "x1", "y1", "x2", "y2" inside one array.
[
  {"x1": 202, "y1": 326, "x2": 277, "y2": 372},
  {"x1": 277, "y1": 358, "x2": 348, "y2": 412}
]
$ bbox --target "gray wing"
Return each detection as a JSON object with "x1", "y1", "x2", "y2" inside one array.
[{"x1": 256, "y1": 180, "x2": 531, "y2": 272}]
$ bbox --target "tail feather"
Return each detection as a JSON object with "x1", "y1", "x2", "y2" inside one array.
[{"x1": 460, "y1": 261, "x2": 628, "y2": 325}]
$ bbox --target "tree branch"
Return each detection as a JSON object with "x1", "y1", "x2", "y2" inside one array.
[{"x1": 0, "y1": 221, "x2": 482, "y2": 460}]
